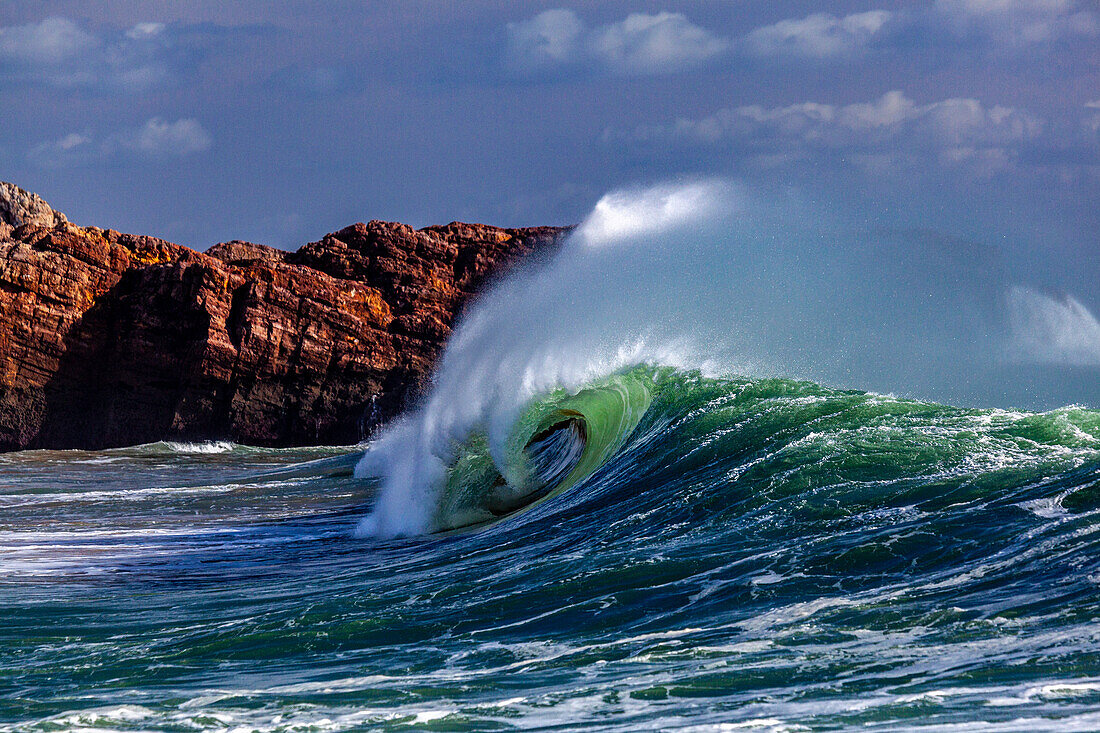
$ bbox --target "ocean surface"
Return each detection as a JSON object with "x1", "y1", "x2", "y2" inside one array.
[{"x1": 5, "y1": 368, "x2": 1100, "y2": 731}]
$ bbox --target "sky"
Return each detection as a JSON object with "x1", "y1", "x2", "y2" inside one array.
[{"x1": 0, "y1": 1, "x2": 1097, "y2": 291}]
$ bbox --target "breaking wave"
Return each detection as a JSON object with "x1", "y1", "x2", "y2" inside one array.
[{"x1": 357, "y1": 179, "x2": 1100, "y2": 537}]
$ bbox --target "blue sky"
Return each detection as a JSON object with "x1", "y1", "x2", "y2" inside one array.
[{"x1": 1, "y1": 1, "x2": 1097, "y2": 289}]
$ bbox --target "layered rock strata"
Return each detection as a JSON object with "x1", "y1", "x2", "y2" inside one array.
[{"x1": 0, "y1": 182, "x2": 565, "y2": 450}]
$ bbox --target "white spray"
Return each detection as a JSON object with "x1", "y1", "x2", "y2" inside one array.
[{"x1": 356, "y1": 179, "x2": 1100, "y2": 537}]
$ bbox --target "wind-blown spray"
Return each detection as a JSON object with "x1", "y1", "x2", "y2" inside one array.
[{"x1": 357, "y1": 179, "x2": 1100, "y2": 537}]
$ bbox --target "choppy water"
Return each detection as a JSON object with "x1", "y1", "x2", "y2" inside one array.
[{"x1": 5, "y1": 370, "x2": 1100, "y2": 731}]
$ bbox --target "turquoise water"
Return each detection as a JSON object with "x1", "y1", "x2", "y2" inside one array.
[{"x1": 4, "y1": 370, "x2": 1100, "y2": 731}]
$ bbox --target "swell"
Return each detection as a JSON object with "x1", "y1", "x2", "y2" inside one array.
[
  {"x1": 362, "y1": 364, "x2": 1100, "y2": 538},
  {"x1": 9, "y1": 368, "x2": 1100, "y2": 583},
  {"x1": 6, "y1": 370, "x2": 1100, "y2": 730},
  {"x1": 355, "y1": 180, "x2": 1100, "y2": 538}
]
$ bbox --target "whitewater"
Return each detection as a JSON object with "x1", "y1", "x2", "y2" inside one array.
[{"x1": 4, "y1": 181, "x2": 1100, "y2": 731}]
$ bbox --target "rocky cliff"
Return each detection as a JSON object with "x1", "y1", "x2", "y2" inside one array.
[{"x1": 0, "y1": 182, "x2": 566, "y2": 451}]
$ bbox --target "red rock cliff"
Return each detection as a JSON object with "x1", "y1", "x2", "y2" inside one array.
[{"x1": 0, "y1": 182, "x2": 566, "y2": 450}]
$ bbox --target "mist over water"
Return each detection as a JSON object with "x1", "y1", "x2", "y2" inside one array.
[{"x1": 358, "y1": 179, "x2": 1100, "y2": 537}]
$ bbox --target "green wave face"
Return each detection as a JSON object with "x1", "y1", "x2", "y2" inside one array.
[
  {"x1": 9, "y1": 367, "x2": 1100, "y2": 731},
  {"x1": 429, "y1": 366, "x2": 1100, "y2": 533},
  {"x1": 432, "y1": 368, "x2": 654, "y2": 531}
]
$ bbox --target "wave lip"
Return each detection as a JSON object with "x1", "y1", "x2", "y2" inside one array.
[
  {"x1": 402, "y1": 369, "x2": 656, "y2": 533},
  {"x1": 525, "y1": 415, "x2": 588, "y2": 490}
]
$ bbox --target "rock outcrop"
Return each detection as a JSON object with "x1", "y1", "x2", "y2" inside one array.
[
  {"x1": 0, "y1": 182, "x2": 566, "y2": 451},
  {"x1": 0, "y1": 181, "x2": 67, "y2": 240}
]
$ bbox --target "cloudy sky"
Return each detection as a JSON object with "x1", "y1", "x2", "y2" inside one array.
[{"x1": 1, "y1": 1, "x2": 1097, "y2": 287}]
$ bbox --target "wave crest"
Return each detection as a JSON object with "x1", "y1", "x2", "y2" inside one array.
[{"x1": 356, "y1": 180, "x2": 1100, "y2": 537}]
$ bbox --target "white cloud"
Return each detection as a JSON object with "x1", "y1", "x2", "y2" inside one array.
[
  {"x1": 935, "y1": 0, "x2": 1098, "y2": 44},
  {"x1": 27, "y1": 131, "x2": 97, "y2": 168},
  {"x1": 29, "y1": 118, "x2": 212, "y2": 168},
  {"x1": 505, "y1": 9, "x2": 728, "y2": 76},
  {"x1": 732, "y1": 0, "x2": 1098, "y2": 64},
  {"x1": 742, "y1": 11, "x2": 894, "y2": 59},
  {"x1": 945, "y1": 0, "x2": 1075, "y2": 8},
  {"x1": 0, "y1": 16, "x2": 176, "y2": 92},
  {"x1": 506, "y1": 1, "x2": 1097, "y2": 80},
  {"x1": 505, "y1": 9, "x2": 584, "y2": 69},
  {"x1": 129, "y1": 118, "x2": 212, "y2": 156},
  {"x1": 675, "y1": 91, "x2": 1042, "y2": 147},
  {"x1": 589, "y1": 12, "x2": 730, "y2": 74},
  {"x1": 616, "y1": 91, "x2": 1046, "y2": 179},
  {"x1": 938, "y1": 0, "x2": 1085, "y2": 18},
  {"x1": 125, "y1": 22, "x2": 166, "y2": 41},
  {"x1": 0, "y1": 16, "x2": 98, "y2": 65},
  {"x1": 1086, "y1": 102, "x2": 1100, "y2": 134}
]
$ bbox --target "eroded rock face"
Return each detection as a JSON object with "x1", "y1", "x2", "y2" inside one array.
[
  {"x1": 0, "y1": 182, "x2": 67, "y2": 240},
  {"x1": 0, "y1": 183, "x2": 566, "y2": 450}
]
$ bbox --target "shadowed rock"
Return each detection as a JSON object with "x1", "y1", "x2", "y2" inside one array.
[{"x1": 0, "y1": 182, "x2": 567, "y2": 451}]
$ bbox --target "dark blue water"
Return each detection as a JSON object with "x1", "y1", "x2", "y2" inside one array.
[{"x1": 4, "y1": 372, "x2": 1100, "y2": 731}]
